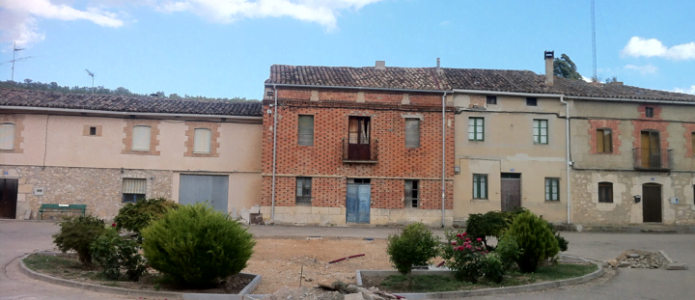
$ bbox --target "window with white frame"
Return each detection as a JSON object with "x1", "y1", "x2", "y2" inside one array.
[
  {"x1": 0, "y1": 123, "x2": 15, "y2": 150},
  {"x1": 132, "y1": 125, "x2": 151, "y2": 151},
  {"x1": 533, "y1": 119, "x2": 548, "y2": 144},
  {"x1": 193, "y1": 128, "x2": 212, "y2": 154},
  {"x1": 545, "y1": 178, "x2": 559, "y2": 201},
  {"x1": 473, "y1": 174, "x2": 488, "y2": 199},
  {"x1": 469, "y1": 117, "x2": 484, "y2": 141}
]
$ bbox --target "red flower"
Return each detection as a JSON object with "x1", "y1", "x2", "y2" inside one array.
[
  {"x1": 476, "y1": 238, "x2": 482, "y2": 242},
  {"x1": 111, "y1": 222, "x2": 116, "y2": 227},
  {"x1": 463, "y1": 232, "x2": 468, "y2": 236},
  {"x1": 451, "y1": 241, "x2": 457, "y2": 245},
  {"x1": 465, "y1": 237, "x2": 470, "y2": 242}
]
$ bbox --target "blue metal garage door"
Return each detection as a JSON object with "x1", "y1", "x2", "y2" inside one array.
[{"x1": 179, "y1": 175, "x2": 229, "y2": 213}]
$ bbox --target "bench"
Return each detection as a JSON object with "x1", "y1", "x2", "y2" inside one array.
[{"x1": 39, "y1": 204, "x2": 87, "y2": 220}]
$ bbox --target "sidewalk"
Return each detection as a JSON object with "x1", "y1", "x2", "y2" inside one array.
[{"x1": 247, "y1": 224, "x2": 445, "y2": 239}]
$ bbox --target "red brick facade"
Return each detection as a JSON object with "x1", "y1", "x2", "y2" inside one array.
[
  {"x1": 261, "y1": 88, "x2": 454, "y2": 218},
  {"x1": 683, "y1": 123, "x2": 695, "y2": 157},
  {"x1": 587, "y1": 119, "x2": 622, "y2": 155}
]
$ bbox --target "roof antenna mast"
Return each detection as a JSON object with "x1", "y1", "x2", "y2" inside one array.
[
  {"x1": 591, "y1": 0, "x2": 597, "y2": 82},
  {"x1": 85, "y1": 69, "x2": 95, "y2": 94}
]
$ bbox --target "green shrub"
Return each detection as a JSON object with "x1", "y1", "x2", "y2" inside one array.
[
  {"x1": 506, "y1": 211, "x2": 559, "y2": 273},
  {"x1": 495, "y1": 233, "x2": 520, "y2": 270},
  {"x1": 53, "y1": 215, "x2": 106, "y2": 267},
  {"x1": 142, "y1": 203, "x2": 255, "y2": 286},
  {"x1": 441, "y1": 231, "x2": 491, "y2": 283},
  {"x1": 114, "y1": 198, "x2": 178, "y2": 239},
  {"x1": 546, "y1": 221, "x2": 569, "y2": 252},
  {"x1": 387, "y1": 223, "x2": 439, "y2": 285},
  {"x1": 465, "y1": 209, "x2": 526, "y2": 250},
  {"x1": 90, "y1": 228, "x2": 147, "y2": 281},
  {"x1": 480, "y1": 253, "x2": 505, "y2": 283}
]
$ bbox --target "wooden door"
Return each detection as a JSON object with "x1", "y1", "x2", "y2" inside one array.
[
  {"x1": 642, "y1": 184, "x2": 662, "y2": 223},
  {"x1": 501, "y1": 174, "x2": 521, "y2": 212},
  {"x1": 0, "y1": 179, "x2": 18, "y2": 219},
  {"x1": 348, "y1": 117, "x2": 371, "y2": 160},
  {"x1": 641, "y1": 131, "x2": 661, "y2": 168}
]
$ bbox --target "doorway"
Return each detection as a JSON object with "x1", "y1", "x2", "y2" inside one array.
[
  {"x1": 348, "y1": 117, "x2": 371, "y2": 160},
  {"x1": 640, "y1": 131, "x2": 661, "y2": 168},
  {"x1": 346, "y1": 179, "x2": 370, "y2": 223},
  {"x1": 642, "y1": 183, "x2": 662, "y2": 223},
  {"x1": 501, "y1": 173, "x2": 521, "y2": 212},
  {"x1": 0, "y1": 178, "x2": 18, "y2": 219},
  {"x1": 179, "y1": 175, "x2": 229, "y2": 213}
]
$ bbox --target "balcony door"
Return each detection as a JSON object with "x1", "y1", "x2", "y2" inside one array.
[
  {"x1": 640, "y1": 131, "x2": 660, "y2": 169},
  {"x1": 348, "y1": 117, "x2": 371, "y2": 160}
]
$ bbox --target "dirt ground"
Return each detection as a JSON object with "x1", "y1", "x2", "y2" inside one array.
[{"x1": 245, "y1": 238, "x2": 392, "y2": 294}]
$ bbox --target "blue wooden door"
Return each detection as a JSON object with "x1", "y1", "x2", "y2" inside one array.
[
  {"x1": 346, "y1": 184, "x2": 359, "y2": 223},
  {"x1": 357, "y1": 185, "x2": 371, "y2": 223}
]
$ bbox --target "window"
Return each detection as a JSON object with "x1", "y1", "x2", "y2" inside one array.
[
  {"x1": 533, "y1": 119, "x2": 548, "y2": 144},
  {"x1": 0, "y1": 123, "x2": 15, "y2": 150},
  {"x1": 89, "y1": 127, "x2": 97, "y2": 136},
  {"x1": 645, "y1": 107, "x2": 654, "y2": 118},
  {"x1": 486, "y1": 96, "x2": 497, "y2": 105},
  {"x1": 132, "y1": 125, "x2": 151, "y2": 151},
  {"x1": 598, "y1": 182, "x2": 613, "y2": 203},
  {"x1": 348, "y1": 178, "x2": 371, "y2": 184},
  {"x1": 405, "y1": 119, "x2": 420, "y2": 148},
  {"x1": 298, "y1": 115, "x2": 314, "y2": 146},
  {"x1": 526, "y1": 97, "x2": 537, "y2": 106},
  {"x1": 597, "y1": 129, "x2": 613, "y2": 153},
  {"x1": 473, "y1": 174, "x2": 488, "y2": 199},
  {"x1": 193, "y1": 128, "x2": 212, "y2": 154},
  {"x1": 122, "y1": 178, "x2": 146, "y2": 203},
  {"x1": 468, "y1": 118, "x2": 484, "y2": 141},
  {"x1": 545, "y1": 178, "x2": 560, "y2": 201},
  {"x1": 692, "y1": 132, "x2": 695, "y2": 157},
  {"x1": 296, "y1": 177, "x2": 312, "y2": 205},
  {"x1": 405, "y1": 180, "x2": 419, "y2": 208}
]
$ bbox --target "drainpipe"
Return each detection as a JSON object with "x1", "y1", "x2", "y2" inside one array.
[
  {"x1": 441, "y1": 91, "x2": 448, "y2": 228},
  {"x1": 271, "y1": 85, "x2": 278, "y2": 221},
  {"x1": 560, "y1": 95, "x2": 571, "y2": 224}
]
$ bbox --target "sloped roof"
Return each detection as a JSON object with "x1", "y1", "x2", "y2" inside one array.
[
  {"x1": 267, "y1": 64, "x2": 695, "y2": 102},
  {"x1": 0, "y1": 89, "x2": 263, "y2": 117}
]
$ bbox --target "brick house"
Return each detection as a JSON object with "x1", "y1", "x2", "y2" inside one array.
[{"x1": 260, "y1": 63, "x2": 455, "y2": 226}]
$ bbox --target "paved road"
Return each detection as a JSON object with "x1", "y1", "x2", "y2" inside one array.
[{"x1": 1, "y1": 221, "x2": 694, "y2": 300}]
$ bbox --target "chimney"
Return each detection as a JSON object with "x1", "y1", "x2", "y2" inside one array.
[
  {"x1": 375, "y1": 61, "x2": 386, "y2": 70},
  {"x1": 544, "y1": 51, "x2": 554, "y2": 86},
  {"x1": 436, "y1": 57, "x2": 440, "y2": 69}
]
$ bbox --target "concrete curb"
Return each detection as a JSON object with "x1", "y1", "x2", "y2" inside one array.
[
  {"x1": 356, "y1": 255, "x2": 605, "y2": 299},
  {"x1": 553, "y1": 224, "x2": 695, "y2": 234},
  {"x1": 20, "y1": 253, "x2": 262, "y2": 300}
]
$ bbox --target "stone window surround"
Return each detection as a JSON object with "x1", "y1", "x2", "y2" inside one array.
[
  {"x1": 184, "y1": 121, "x2": 220, "y2": 157},
  {"x1": 0, "y1": 115, "x2": 24, "y2": 153},
  {"x1": 83, "y1": 125, "x2": 103, "y2": 137},
  {"x1": 122, "y1": 119, "x2": 161, "y2": 155}
]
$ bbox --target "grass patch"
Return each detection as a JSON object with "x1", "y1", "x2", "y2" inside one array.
[
  {"x1": 374, "y1": 264, "x2": 598, "y2": 293},
  {"x1": 23, "y1": 254, "x2": 81, "y2": 272}
]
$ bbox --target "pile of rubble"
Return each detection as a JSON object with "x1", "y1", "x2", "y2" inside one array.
[
  {"x1": 261, "y1": 281, "x2": 400, "y2": 300},
  {"x1": 607, "y1": 249, "x2": 667, "y2": 269}
]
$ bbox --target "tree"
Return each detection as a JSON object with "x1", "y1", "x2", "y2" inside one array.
[
  {"x1": 605, "y1": 76, "x2": 619, "y2": 83},
  {"x1": 553, "y1": 54, "x2": 583, "y2": 80}
]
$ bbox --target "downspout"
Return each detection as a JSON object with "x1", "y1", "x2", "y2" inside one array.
[
  {"x1": 560, "y1": 95, "x2": 571, "y2": 224},
  {"x1": 441, "y1": 91, "x2": 447, "y2": 228},
  {"x1": 271, "y1": 85, "x2": 278, "y2": 221}
]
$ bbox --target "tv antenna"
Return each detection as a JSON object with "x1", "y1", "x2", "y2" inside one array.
[
  {"x1": 0, "y1": 42, "x2": 35, "y2": 81},
  {"x1": 85, "y1": 69, "x2": 95, "y2": 93},
  {"x1": 591, "y1": 0, "x2": 597, "y2": 81}
]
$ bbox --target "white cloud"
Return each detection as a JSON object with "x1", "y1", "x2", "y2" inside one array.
[
  {"x1": 674, "y1": 85, "x2": 695, "y2": 95},
  {"x1": 624, "y1": 64, "x2": 657, "y2": 75},
  {"x1": 0, "y1": 0, "x2": 124, "y2": 47},
  {"x1": 155, "y1": 0, "x2": 384, "y2": 30},
  {"x1": 621, "y1": 36, "x2": 695, "y2": 61}
]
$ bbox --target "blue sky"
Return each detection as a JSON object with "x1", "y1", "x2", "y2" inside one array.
[{"x1": 1, "y1": 0, "x2": 694, "y2": 99}]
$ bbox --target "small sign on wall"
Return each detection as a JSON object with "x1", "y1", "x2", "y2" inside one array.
[
  {"x1": 34, "y1": 187, "x2": 45, "y2": 196},
  {"x1": 670, "y1": 197, "x2": 679, "y2": 204}
]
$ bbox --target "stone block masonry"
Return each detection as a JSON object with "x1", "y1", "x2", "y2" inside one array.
[{"x1": 1, "y1": 165, "x2": 172, "y2": 220}]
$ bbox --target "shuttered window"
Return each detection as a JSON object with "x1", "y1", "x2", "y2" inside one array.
[
  {"x1": 122, "y1": 178, "x2": 147, "y2": 203},
  {"x1": 296, "y1": 177, "x2": 312, "y2": 205},
  {"x1": 598, "y1": 182, "x2": 613, "y2": 203},
  {"x1": 132, "y1": 125, "x2": 151, "y2": 151},
  {"x1": 405, "y1": 119, "x2": 420, "y2": 148},
  {"x1": 405, "y1": 180, "x2": 419, "y2": 207},
  {"x1": 473, "y1": 174, "x2": 488, "y2": 199},
  {"x1": 533, "y1": 119, "x2": 548, "y2": 144},
  {"x1": 545, "y1": 178, "x2": 559, "y2": 201},
  {"x1": 0, "y1": 123, "x2": 15, "y2": 150},
  {"x1": 468, "y1": 117, "x2": 484, "y2": 141},
  {"x1": 193, "y1": 128, "x2": 212, "y2": 154},
  {"x1": 298, "y1": 115, "x2": 314, "y2": 146},
  {"x1": 597, "y1": 129, "x2": 612, "y2": 153}
]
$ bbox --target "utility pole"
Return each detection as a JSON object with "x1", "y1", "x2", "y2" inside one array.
[
  {"x1": 12, "y1": 42, "x2": 23, "y2": 82},
  {"x1": 85, "y1": 69, "x2": 95, "y2": 94},
  {"x1": 591, "y1": 0, "x2": 597, "y2": 82}
]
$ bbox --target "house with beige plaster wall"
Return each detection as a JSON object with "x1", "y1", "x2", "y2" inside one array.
[{"x1": 0, "y1": 89, "x2": 263, "y2": 220}]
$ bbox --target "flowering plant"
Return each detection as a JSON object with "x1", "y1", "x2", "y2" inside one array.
[{"x1": 441, "y1": 231, "x2": 492, "y2": 283}]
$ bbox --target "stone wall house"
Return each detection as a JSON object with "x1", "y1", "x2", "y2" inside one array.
[{"x1": 0, "y1": 89, "x2": 263, "y2": 220}]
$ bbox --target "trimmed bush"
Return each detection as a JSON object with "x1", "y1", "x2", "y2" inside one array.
[
  {"x1": 53, "y1": 215, "x2": 106, "y2": 267},
  {"x1": 90, "y1": 228, "x2": 147, "y2": 281},
  {"x1": 506, "y1": 211, "x2": 559, "y2": 273},
  {"x1": 114, "y1": 198, "x2": 178, "y2": 238},
  {"x1": 387, "y1": 223, "x2": 439, "y2": 285},
  {"x1": 465, "y1": 209, "x2": 526, "y2": 249},
  {"x1": 142, "y1": 203, "x2": 255, "y2": 286},
  {"x1": 495, "y1": 232, "x2": 520, "y2": 270},
  {"x1": 546, "y1": 221, "x2": 569, "y2": 252}
]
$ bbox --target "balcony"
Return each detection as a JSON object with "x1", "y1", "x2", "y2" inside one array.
[
  {"x1": 342, "y1": 138, "x2": 379, "y2": 163},
  {"x1": 633, "y1": 148, "x2": 673, "y2": 171}
]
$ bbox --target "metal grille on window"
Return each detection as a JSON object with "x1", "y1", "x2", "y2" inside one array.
[
  {"x1": 132, "y1": 125, "x2": 151, "y2": 151},
  {"x1": 545, "y1": 178, "x2": 559, "y2": 201},
  {"x1": 468, "y1": 118, "x2": 484, "y2": 141},
  {"x1": 405, "y1": 180, "x2": 419, "y2": 208},
  {"x1": 194, "y1": 128, "x2": 212, "y2": 154},
  {"x1": 473, "y1": 174, "x2": 487, "y2": 199},
  {"x1": 533, "y1": 120, "x2": 548, "y2": 144},
  {"x1": 0, "y1": 123, "x2": 15, "y2": 150},
  {"x1": 296, "y1": 177, "x2": 312, "y2": 205},
  {"x1": 597, "y1": 129, "x2": 612, "y2": 153},
  {"x1": 298, "y1": 115, "x2": 314, "y2": 146},
  {"x1": 598, "y1": 182, "x2": 613, "y2": 203},
  {"x1": 405, "y1": 119, "x2": 420, "y2": 148},
  {"x1": 122, "y1": 178, "x2": 147, "y2": 203}
]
